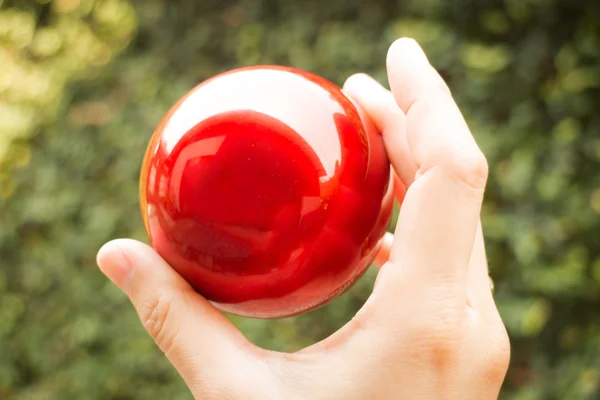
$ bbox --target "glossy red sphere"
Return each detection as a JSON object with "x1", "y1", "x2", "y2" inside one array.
[{"x1": 139, "y1": 65, "x2": 393, "y2": 318}]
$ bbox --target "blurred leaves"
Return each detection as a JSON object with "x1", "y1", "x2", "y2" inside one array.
[
  {"x1": 0, "y1": 0, "x2": 136, "y2": 177},
  {"x1": 1, "y1": 0, "x2": 599, "y2": 399},
  {"x1": 460, "y1": 43, "x2": 512, "y2": 73}
]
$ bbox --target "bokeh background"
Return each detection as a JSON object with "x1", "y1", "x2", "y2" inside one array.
[{"x1": 1, "y1": 0, "x2": 599, "y2": 399}]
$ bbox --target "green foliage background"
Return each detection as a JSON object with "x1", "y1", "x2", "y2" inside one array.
[{"x1": 1, "y1": 0, "x2": 599, "y2": 399}]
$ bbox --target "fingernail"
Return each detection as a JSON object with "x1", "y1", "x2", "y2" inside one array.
[{"x1": 97, "y1": 243, "x2": 134, "y2": 293}]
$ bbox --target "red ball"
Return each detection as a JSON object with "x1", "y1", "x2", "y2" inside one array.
[{"x1": 139, "y1": 65, "x2": 393, "y2": 318}]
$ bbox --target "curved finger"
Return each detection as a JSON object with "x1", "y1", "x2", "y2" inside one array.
[
  {"x1": 381, "y1": 38, "x2": 488, "y2": 298},
  {"x1": 96, "y1": 239, "x2": 260, "y2": 393},
  {"x1": 343, "y1": 74, "x2": 418, "y2": 186}
]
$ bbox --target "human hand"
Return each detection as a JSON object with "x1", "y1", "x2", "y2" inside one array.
[{"x1": 96, "y1": 38, "x2": 510, "y2": 400}]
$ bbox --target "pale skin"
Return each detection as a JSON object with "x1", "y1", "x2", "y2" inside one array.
[{"x1": 97, "y1": 38, "x2": 511, "y2": 399}]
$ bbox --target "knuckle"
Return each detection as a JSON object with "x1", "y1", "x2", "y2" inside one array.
[
  {"x1": 405, "y1": 307, "x2": 467, "y2": 368},
  {"x1": 447, "y1": 149, "x2": 489, "y2": 191},
  {"x1": 141, "y1": 290, "x2": 180, "y2": 354},
  {"x1": 483, "y1": 330, "x2": 511, "y2": 382},
  {"x1": 408, "y1": 91, "x2": 489, "y2": 193},
  {"x1": 410, "y1": 331, "x2": 459, "y2": 371}
]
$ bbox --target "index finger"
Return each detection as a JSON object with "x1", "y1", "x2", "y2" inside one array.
[{"x1": 379, "y1": 39, "x2": 488, "y2": 300}]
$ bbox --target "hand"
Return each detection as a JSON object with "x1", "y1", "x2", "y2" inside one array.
[{"x1": 97, "y1": 38, "x2": 510, "y2": 400}]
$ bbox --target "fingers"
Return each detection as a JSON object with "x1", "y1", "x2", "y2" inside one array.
[
  {"x1": 381, "y1": 38, "x2": 488, "y2": 298},
  {"x1": 344, "y1": 39, "x2": 491, "y2": 313},
  {"x1": 343, "y1": 74, "x2": 418, "y2": 186},
  {"x1": 96, "y1": 239, "x2": 254, "y2": 389},
  {"x1": 387, "y1": 38, "x2": 488, "y2": 193},
  {"x1": 374, "y1": 227, "x2": 496, "y2": 310}
]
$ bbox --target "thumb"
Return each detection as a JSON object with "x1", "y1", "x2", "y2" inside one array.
[{"x1": 96, "y1": 239, "x2": 256, "y2": 396}]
